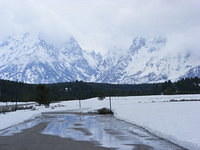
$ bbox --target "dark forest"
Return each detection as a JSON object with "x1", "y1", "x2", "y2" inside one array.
[{"x1": 0, "y1": 77, "x2": 199, "y2": 105}]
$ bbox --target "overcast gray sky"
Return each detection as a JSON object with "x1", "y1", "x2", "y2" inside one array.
[{"x1": 0, "y1": 0, "x2": 200, "y2": 54}]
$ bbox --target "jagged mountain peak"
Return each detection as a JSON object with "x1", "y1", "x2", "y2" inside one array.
[
  {"x1": 129, "y1": 36, "x2": 166, "y2": 54},
  {"x1": 182, "y1": 66, "x2": 200, "y2": 78},
  {"x1": 129, "y1": 36, "x2": 146, "y2": 53},
  {"x1": 0, "y1": 33, "x2": 198, "y2": 84},
  {"x1": 96, "y1": 36, "x2": 196, "y2": 84},
  {"x1": 0, "y1": 33, "x2": 98, "y2": 83},
  {"x1": 61, "y1": 36, "x2": 83, "y2": 56}
]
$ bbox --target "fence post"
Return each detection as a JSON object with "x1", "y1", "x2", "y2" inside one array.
[{"x1": 109, "y1": 97, "x2": 112, "y2": 112}]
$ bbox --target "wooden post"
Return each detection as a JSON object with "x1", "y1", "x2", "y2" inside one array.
[
  {"x1": 109, "y1": 97, "x2": 112, "y2": 112},
  {"x1": 15, "y1": 80, "x2": 18, "y2": 111},
  {"x1": 79, "y1": 99, "x2": 81, "y2": 110},
  {"x1": 15, "y1": 92, "x2": 17, "y2": 111},
  {"x1": 79, "y1": 99, "x2": 82, "y2": 121},
  {"x1": 15, "y1": 101, "x2": 17, "y2": 111}
]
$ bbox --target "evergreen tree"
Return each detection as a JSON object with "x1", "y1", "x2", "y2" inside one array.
[{"x1": 36, "y1": 84, "x2": 50, "y2": 106}]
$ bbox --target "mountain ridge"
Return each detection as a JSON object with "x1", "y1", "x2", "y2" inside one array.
[{"x1": 0, "y1": 33, "x2": 199, "y2": 84}]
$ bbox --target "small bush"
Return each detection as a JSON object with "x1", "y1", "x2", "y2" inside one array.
[
  {"x1": 98, "y1": 96, "x2": 106, "y2": 101},
  {"x1": 97, "y1": 107, "x2": 113, "y2": 115}
]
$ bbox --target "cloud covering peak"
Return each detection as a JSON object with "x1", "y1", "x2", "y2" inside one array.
[{"x1": 0, "y1": 0, "x2": 199, "y2": 55}]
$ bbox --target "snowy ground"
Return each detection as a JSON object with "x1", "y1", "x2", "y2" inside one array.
[
  {"x1": 0, "y1": 94, "x2": 200, "y2": 149},
  {"x1": 0, "y1": 102, "x2": 35, "y2": 106}
]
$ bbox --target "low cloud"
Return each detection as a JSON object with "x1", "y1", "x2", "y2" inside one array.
[{"x1": 0, "y1": 0, "x2": 199, "y2": 57}]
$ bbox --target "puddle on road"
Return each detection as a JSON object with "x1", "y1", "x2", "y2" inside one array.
[{"x1": 0, "y1": 113, "x2": 185, "y2": 150}]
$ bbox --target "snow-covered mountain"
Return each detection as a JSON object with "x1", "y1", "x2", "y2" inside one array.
[
  {"x1": 182, "y1": 66, "x2": 200, "y2": 79},
  {"x1": 0, "y1": 33, "x2": 100, "y2": 83},
  {"x1": 96, "y1": 36, "x2": 199, "y2": 84},
  {"x1": 0, "y1": 33, "x2": 199, "y2": 84}
]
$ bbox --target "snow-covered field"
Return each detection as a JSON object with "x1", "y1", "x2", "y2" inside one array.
[
  {"x1": 0, "y1": 102, "x2": 35, "y2": 106},
  {"x1": 0, "y1": 94, "x2": 200, "y2": 149}
]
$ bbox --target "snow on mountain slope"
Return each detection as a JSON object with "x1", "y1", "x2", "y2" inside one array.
[
  {"x1": 0, "y1": 33, "x2": 97, "y2": 83},
  {"x1": 96, "y1": 36, "x2": 198, "y2": 84},
  {"x1": 0, "y1": 33, "x2": 198, "y2": 84},
  {"x1": 182, "y1": 66, "x2": 200, "y2": 78}
]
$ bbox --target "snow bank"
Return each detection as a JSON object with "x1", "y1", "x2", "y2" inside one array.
[
  {"x1": 0, "y1": 110, "x2": 39, "y2": 130},
  {"x1": 1, "y1": 94, "x2": 200, "y2": 149},
  {"x1": 0, "y1": 104, "x2": 70, "y2": 130},
  {"x1": 112, "y1": 100, "x2": 200, "y2": 150}
]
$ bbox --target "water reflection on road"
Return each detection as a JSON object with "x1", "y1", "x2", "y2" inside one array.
[{"x1": 0, "y1": 113, "x2": 186, "y2": 150}]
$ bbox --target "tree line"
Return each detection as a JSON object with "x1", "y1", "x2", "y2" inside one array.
[{"x1": 0, "y1": 77, "x2": 199, "y2": 105}]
